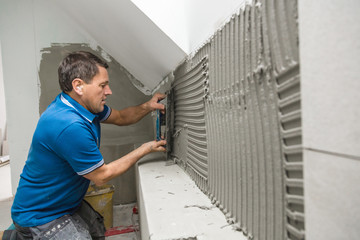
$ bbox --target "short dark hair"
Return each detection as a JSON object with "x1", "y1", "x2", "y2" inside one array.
[{"x1": 58, "y1": 51, "x2": 109, "y2": 92}]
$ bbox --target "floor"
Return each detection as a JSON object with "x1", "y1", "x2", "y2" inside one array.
[
  {"x1": 107, "y1": 203, "x2": 141, "y2": 240},
  {"x1": 0, "y1": 198, "x2": 141, "y2": 240}
]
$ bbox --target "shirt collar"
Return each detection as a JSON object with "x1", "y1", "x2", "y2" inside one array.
[{"x1": 60, "y1": 92, "x2": 96, "y2": 123}]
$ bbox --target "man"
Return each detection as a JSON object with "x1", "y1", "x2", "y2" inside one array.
[{"x1": 2, "y1": 51, "x2": 166, "y2": 239}]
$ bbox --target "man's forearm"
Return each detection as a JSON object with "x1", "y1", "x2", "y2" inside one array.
[
  {"x1": 104, "y1": 93, "x2": 165, "y2": 126},
  {"x1": 114, "y1": 103, "x2": 151, "y2": 125},
  {"x1": 84, "y1": 140, "x2": 166, "y2": 186},
  {"x1": 100, "y1": 144, "x2": 149, "y2": 184},
  {"x1": 85, "y1": 144, "x2": 149, "y2": 186}
]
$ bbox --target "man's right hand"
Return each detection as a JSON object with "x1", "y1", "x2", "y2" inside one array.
[{"x1": 142, "y1": 140, "x2": 167, "y2": 154}]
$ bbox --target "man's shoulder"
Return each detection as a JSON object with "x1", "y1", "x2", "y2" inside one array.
[
  {"x1": 36, "y1": 101, "x2": 88, "y2": 138},
  {"x1": 40, "y1": 103, "x2": 83, "y2": 126}
]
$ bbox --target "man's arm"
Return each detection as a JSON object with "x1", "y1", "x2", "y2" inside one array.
[
  {"x1": 104, "y1": 93, "x2": 165, "y2": 126},
  {"x1": 84, "y1": 140, "x2": 166, "y2": 186}
]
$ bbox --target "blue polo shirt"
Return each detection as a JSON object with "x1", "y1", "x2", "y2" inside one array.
[{"x1": 11, "y1": 92, "x2": 112, "y2": 227}]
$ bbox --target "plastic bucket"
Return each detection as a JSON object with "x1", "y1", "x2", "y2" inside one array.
[{"x1": 85, "y1": 184, "x2": 115, "y2": 230}]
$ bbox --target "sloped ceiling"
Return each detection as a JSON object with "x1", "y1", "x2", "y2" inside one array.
[{"x1": 55, "y1": 0, "x2": 187, "y2": 93}]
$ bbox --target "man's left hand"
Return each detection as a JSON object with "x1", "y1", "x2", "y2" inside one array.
[{"x1": 147, "y1": 93, "x2": 166, "y2": 113}]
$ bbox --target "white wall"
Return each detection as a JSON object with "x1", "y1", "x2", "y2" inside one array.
[
  {"x1": 131, "y1": 0, "x2": 250, "y2": 54},
  {"x1": 0, "y1": 0, "x2": 40, "y2": 193},
  {"x1": 0, "y1": 0, "x2": 100, "y2": 193},
  {"x1": 0, "y1": 41, "x2": 6, "y2": 154},
  {"x1": 299, "y1": 0, "x2": 360, "y2": 239}
]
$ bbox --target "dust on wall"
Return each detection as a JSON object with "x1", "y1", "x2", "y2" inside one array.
[
  {"x1": 38, "y1": 44, "x2": 154, "y2": 204},
  {"x1": 166, "y1": 0, "x2": 303, "y2": 239}
]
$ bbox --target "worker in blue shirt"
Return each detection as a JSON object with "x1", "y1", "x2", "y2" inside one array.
[{"x1": 2, "y1": 51, "x2": 166, "y2": 239}]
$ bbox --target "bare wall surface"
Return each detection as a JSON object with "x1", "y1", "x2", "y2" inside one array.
[
  {"x1": 167, "y1": 0, "x2": 302, "y2": 239},
  {"x1": 39, "y1": 44, "x2": 154, "y2": 204}
]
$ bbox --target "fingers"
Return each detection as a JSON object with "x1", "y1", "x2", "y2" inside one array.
[
  {"x1": 155, "y1": 139, "x2": 166, "y2": 146},
  {"x1": 154, "y1": 145, "x2": 166, "y2": 152},
  {"x1": 153, "y1": 92, "x2": 166, "y2": 101},
  {"x1": 142, "y1": 140, "x2": 166, "y2": 154},
  {"x1": 154, "y1": 102, "x2": 165, "y2": 111},
  {"x1": 151, "y1": 140, "x2": 166, "y2": 152},
  {"x1": 147, "y1": 93, "x2": 166, "y2": 112},
  {"x1": 152, "y1": 93, "x2": 166, "y2": 106}
]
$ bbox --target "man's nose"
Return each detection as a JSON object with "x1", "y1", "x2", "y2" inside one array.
[{"x1": 105, "y1": 85, "x2": 112, "y2": 95}]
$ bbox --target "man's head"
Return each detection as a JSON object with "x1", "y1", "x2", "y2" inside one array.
[
  {"x1": 58, "y1": 51, "x2": 109, "y2": 92},
  {"x1": 58, "y1": 51, "x2": 112, "y2": 113}
]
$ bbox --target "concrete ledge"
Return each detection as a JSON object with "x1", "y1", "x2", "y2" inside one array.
[{"x1": 136, "y1": 158, "x2": 247, "y2": 240}]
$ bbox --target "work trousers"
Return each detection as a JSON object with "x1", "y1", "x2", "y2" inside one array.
[{"x1": 2, "y1": 200, "x2": 106, "y2": 240}]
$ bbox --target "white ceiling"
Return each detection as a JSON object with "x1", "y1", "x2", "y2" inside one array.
[{"x1": 55, "y1": 0, "x2": 187, "y2": 93}]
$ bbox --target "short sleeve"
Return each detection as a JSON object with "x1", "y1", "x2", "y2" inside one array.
[
  {"x1": 54, "y1": 122, "x2": 104, "y2": 175},
  {"x1": 98, "y1": 105, "x2": 111, "y2": 122}
]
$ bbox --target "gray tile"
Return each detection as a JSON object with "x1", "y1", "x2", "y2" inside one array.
[{"x1": 304, "y1": 149, "x2": 360, "y2": 239}]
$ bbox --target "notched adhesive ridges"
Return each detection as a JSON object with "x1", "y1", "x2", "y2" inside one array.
[{"x1": 168, "y1": 0, "x2": 303, "y2": 239}]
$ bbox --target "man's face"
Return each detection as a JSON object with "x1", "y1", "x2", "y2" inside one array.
[{"x1": 81, "y1": 66, "x2": 112, "y2": 113}]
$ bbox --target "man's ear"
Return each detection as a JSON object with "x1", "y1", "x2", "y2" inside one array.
[{"x1": 72, "y1": 78, "x2": 84, "y2": 95}]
